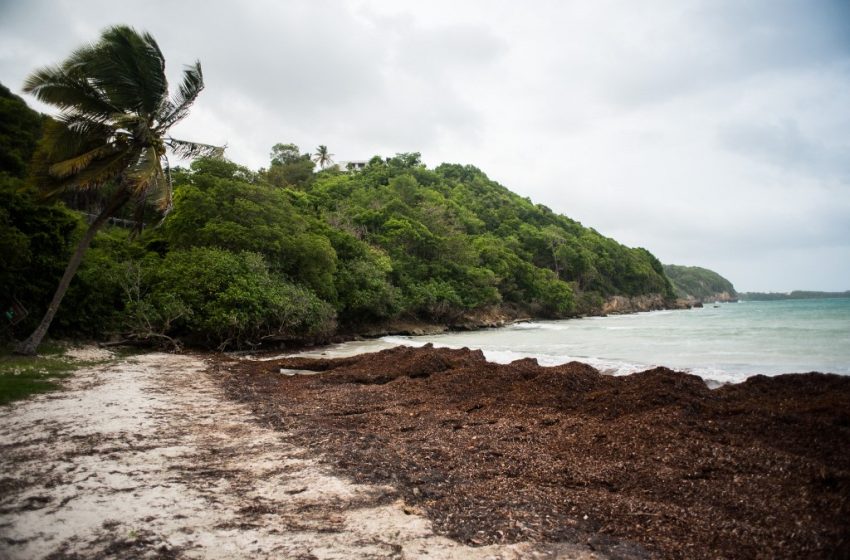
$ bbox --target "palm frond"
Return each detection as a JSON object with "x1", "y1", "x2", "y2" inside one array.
[
  {"x1": 126, "y1": 148, "x2": 173, "y2": 235},
  {"x1": 33, "y1": 148, "x2": 133, "y2": 199},
  {"x1": 126, "y1": 146, "x2": 163, "y2": 195},
  {"x1": 47, "y1": 145, "x2": 116, "y2": 178},
  {"x1": 151, "y1": 168, "x2": 173, "y2": 214},
  {"x1": 77, "y1": 26, "x2": 168, "y2": 115},
  {"x1": 158, "y1": 61, "x2": 204, "y2": 129},
  {"x1": 65, "y1": 150, "x2": 134, "y2": 191},
  {"x1": 109, "y1": 113, "x2": 146, "y2": 138},
  {"x1": 136, "y1": 29, "x2": 168, "y2": 113},
  {"x1": 152, "y1": 156, "x2": 174, "y2": 219},
  {"x1": 59, "y1": 113, "x2": 116, "y2": 139},
  {"x1": 166, "y1": 137, "x2": 225, "y2": 159},
  {"x1": 312, "y1": 145, "x2": 334, "y2": 168},
  {"x1": 37, "y1": 117, "x2": 130, "y2": 184},
  {"x1": 132, "y1": 148, "x2": 174, "y2": 213},
  {"x1": 23, "y1": 66, "x2": 120, "y2": 119},
  {"x1": 37, "y1": 118, "x2": 106, "y2": 164}
]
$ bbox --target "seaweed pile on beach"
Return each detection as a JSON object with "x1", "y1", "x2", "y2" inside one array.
[{"x1": 220, "y1": 345, "x2": 850, "y2": 559}]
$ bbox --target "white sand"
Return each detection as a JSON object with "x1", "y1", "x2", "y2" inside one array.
[
  {"x1": 63, "y1": 345, "x2": 115, "y2": 362},
  {"x1": 0, "y1": 352, "x2": 601, "y2": 559}
]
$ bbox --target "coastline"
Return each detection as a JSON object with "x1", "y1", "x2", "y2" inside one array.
[
  {"x1": 292, "y1": 297, "x2": 850, "y2": 385},
  {"x1": 221, "y1": 345, "x2": 850, "y2": 558},
  {"x1": 270, "y1": 293, "x2": 690, "y2": 352}
]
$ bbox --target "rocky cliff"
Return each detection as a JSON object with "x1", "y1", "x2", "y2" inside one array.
[{"x1": 600, "y1": 294, "x2": 681, "y2": 315}]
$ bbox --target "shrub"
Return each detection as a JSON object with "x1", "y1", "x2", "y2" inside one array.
[
  {"x1": 404, "y1": 279, "x2": 464, "y2": 320},
  {"x1": 0, "y1": 178, "x2": 82, "y2": 340},
  {"x1": 129, "y1": 247, "x2": 335, "y2": 349}
]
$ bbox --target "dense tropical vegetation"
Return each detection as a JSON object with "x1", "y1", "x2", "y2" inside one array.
[
  {"x1": 2, "y1": 138, "x2": 674, "y2": 349},
  {"x1": 1, "y1": 26, "x2": 679, "y2": 352}
]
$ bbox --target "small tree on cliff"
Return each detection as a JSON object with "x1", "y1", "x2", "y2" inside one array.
[{"x1": 15, "y1": 25, "x2": 222, "y2": 355}]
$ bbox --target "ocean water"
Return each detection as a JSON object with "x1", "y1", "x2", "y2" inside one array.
[{"x1": 300, "y1": 298, "x2": 850, "y2": 385}]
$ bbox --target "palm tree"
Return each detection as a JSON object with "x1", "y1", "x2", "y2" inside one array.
[
  {"x1": 14, "y1": 25, "x2": 222, "y2": 355},
  {"x1": 312, "y1": 145, "x2": 334, "y2": 169}
]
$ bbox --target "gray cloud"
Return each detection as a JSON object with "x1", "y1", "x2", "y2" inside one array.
[
  {"x1": 1, "y1": 0, "x2": 848, "y2": 291},
  {"x1": 593, "y1": 0, "x2": 850, "y2": 107},
  {"x1": 717, "y1": 119, "x2": 850, "y2": 180}
]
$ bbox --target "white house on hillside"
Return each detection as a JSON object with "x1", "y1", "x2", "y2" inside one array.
[{"x1": 334, "y1": 160, "x2": 368, "y2": 172}]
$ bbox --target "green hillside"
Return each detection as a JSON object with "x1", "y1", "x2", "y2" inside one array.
[
  {"x1": 663, "y1": 264, "x2": 737, "y2": 302},
  {"x1": 2, "y1": 84, "x2": 675, "y2": 349}
]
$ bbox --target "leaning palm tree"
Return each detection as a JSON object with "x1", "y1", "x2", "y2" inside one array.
[
  {"x1": 14, "y1": 25, "x2": 222, "y2": 355},
  {"x1": 312, "y1": 145, "x2": 334, "y2": 169}
]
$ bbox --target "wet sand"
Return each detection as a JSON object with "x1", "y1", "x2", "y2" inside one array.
[{"x1": 222, "y1": 344, "x2": 850, "y2": 559}]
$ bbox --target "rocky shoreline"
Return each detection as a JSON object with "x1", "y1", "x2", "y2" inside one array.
[
  {"x1": 220, "y1": 345, "x2": 850, "y2": 559},
  {"x1": 344, "y1": 294, "x2": 691, "y2": 340}
]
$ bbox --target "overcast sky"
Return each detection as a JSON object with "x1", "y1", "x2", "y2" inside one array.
[{"x1": 2, "y1": 0, "x2": 849, "y2": 292}]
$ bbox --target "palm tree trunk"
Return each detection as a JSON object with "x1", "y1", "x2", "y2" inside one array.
[{"x1": 14, "y1": 188, "x2": 131, "y2": 355}]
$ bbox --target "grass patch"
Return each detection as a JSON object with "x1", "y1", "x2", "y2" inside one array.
[{"x1": 0, "y1": 341, "x2": 116, "y2": 406}]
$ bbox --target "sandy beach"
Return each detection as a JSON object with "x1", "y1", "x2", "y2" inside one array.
[
  {"x1": 2, "y1": 346, "x2": 848, "y2": 558},
  {"x1": 0, "y1": 351, "x2": 601, "y2": 559}
]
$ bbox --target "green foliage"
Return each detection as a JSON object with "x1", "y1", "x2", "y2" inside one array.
[
  {"x1": 128, "y1": 247, "x2": 335, "y2": 349},
  {"x1": 0, "y1": 177, "x2": 83, "y2": 338},
  {"x1": 0, "y1": 82, "x2": 45, "y2": 178},
  {"x1": 387, "y1": 152, "x2": 424, "y2": 170},
  {"x1": 270, "y1": 143, "x2": 303, "y2": 166},
  {"x1": 301, "y1": 156, "x2": 673, "y2": 320},
  {"x1": 165, "y1": 159, "x2": 338, "y2": 298},
  {"x1": 404, "y1": 279, "x2": 465, "y2": 320},
  {"x1": 664, "y1": 264, "x2": 736, "y2": 301},
  {"x1": 56, "y1": 229, "x2": 150, "y2": 336},
  {"x1": 324, "y1": 228, "x2": 400, "y2": 323},
  {"x1": 166, "y1": 162, "x2": 301, "y2": 254},
  {"x1": 524, "y1": 266, "x2": 576, "y2": 317},
  {"x1": 334, "y1": 252, "x2": 400, "y2": 323},
  {"x1": 0, "y1": 177, "x2": 161, "y2": 340},
  {"x1": 264, "y1": 143, "x2": 316, "y2": 189}
]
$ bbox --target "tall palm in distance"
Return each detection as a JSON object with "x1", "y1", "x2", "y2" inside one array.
[
  {"x1": 312, "y1": 145, "x2": 334, "y2": 169},
  {"x1": 15, "y1": 25, "x2": 222, "y2": 355}
]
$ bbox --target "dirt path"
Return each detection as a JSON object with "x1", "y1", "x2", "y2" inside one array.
[{"x1": 0, "y1": 352, "x2": 600, "y2": 559}]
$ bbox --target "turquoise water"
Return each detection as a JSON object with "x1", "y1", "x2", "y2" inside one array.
[{"x1": 375, "y1": 298, "x2": 850, "y2": 384}]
